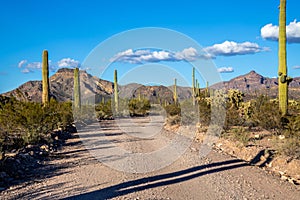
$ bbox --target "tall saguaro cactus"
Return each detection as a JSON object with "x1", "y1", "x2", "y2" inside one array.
[
  {"x1": 114, "y1": 69, "x2": 119, "y2": 113},
  {"x1": 74, "y1": 67, "x2": 81, "y2": 109},
  {"x1": 192, "y1": 67, "x2": 195, "y2": 105},
  {"x1": 206, "y1": 81, "x2": 209, "y2": 97},
  {"x1": 278, "y1": 0, "x2": 292, "y2": 115},
  {"x1": 173, "y1": 78, "x2": 177, "y2": 104},
  {"x1": 42, "y1": 50, "x2": 50, "y2": 106}
]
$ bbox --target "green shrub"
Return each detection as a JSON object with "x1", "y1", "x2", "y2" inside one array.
[
  {"x1": 128, "y1": 98, "x2": 151, "y2": 116},
  {"x1": 198, "y1": 98, "x2": 211, "y2": 126},
  {"x1": 95, "y1": 100, "x2": 113, "y2": 119},
  {"x1": 249, "y1": 95, "x2": 283, "y2": 134},
  {"x1": 0, "y1": 96, "x2": 73, "y2": 157},
  {"x1": 164, "y1": 103, "x2": 181, "y2": 117}
]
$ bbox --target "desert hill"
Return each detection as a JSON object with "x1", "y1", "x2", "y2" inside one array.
[{"x1": 2, "y1": 69, "x2": 300, "y2": 102}]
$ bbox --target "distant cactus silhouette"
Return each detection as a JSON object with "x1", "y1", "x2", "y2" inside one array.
[
  {"x1": 192, "y1": 67, "x2": 195, "y2": 104},
  {"x1": 42, "y1": 50, "x2": 50, "y2": 106},
  {"x1": 114, "y1": 69, "x2": 119, "y2": 113},
  {"x1": 74, "y1": 67, "x2": 81, "y2": 109}
]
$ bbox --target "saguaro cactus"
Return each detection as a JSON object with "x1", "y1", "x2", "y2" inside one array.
[
  {"x1": 205, "y1": 81, "x2": 209, "y2": 97},
  {"x1": 42, "y1": 50, "x2": 50, "y2": 106},
  {"x1": 173, "y1": 78, "x2": 177, "y2": 104},
  {"x1": 192, "y1": 67, "x2": 195, "y2": 104},
  {"x1": 114, "y1": 69, "x2": 119, "y2": 113},
  {"x1": 278, "y1": 0, "x2": 292, "y2": 115},
  {"x1": 74, "y1": 67, "x2": 81, "y2": 109}
]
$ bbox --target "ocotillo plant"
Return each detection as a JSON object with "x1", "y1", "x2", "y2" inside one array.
[
  {"x1": 173, "y1": 78, "x2": 177, "y2": 104},
  {"x1": 42, "y1": 50, "x2": 50, "y2": 106},
  {"x1": 278, "y1": 0, "x2": 292, "y2": 115},
  {"x1": 74, "y1": 67, "x2": 81, "y2": 109},
  {"x1": 114, "y1": 69, "x2": 119, "y2": 113}
]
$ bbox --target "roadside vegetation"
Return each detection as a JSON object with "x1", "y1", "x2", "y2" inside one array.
[
  {"x1": 164, "y1": 89, "x2": 300, "y2": 160},
  {"x1": 0, "y1": 95, "x2": 74, "y2": 159}
]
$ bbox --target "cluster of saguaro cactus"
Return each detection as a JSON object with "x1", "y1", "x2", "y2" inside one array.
[
  {"x1": 114, "y1": 69, "x2": 119, "y2": 113},
  {"x1": 278, "y1": 0, "x2": 292, "y2": 115},
  {"x1": 42, "y1": 50, "x2": 50, "y2": 106},
  {"x1": 74, "y1": 67, "x2": 81, "y2": 109}
]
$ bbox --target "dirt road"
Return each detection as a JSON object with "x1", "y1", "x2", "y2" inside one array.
[{"x1": 1, "y1": 116, "x2": 299, "y2": 199}]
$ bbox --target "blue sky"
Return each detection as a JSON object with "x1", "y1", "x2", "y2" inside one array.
[{"x1": 0, "y1": 0, "x2": 300, "y2": 93}]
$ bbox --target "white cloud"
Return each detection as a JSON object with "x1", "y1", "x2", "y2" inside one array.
[
  {"x1": 204, "y1": 41, "x2": 268, "y2": 56},
  {"x1": 18, "y1": 60, "x2": 27, "y2": 68},
  {"x1": 217, "y1": 67, "x2": 234, "y2": 73},
  {"x1": 18, "y1": 58, "x2": 80, "y2": 73},
  {"x1": 57, "y1": 58, "x2": 80, "y2": 68},
  {"x1": 293, "y1": 65, "x2": 300, "y2": 69},
  {"x1": 261, "y1": 20, "x2": 300, "y2": 43},
  {"x1": 110, "y1": 47, "x2": 212, "y2": 64}
]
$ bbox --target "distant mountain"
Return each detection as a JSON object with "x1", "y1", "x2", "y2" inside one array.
[
  {"x1": 2, "y1": 69, "x2": 300, "y2": 102},
  {"x1": 212, "y1": 70, "x2": 300, "y2": 99},
  {"x1": 2, "y1": 68, "x2": 114, "y2": 102}
]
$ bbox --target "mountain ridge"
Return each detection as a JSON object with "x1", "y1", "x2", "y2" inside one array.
[{"x1": 2, "y1": 69, "x2": 300, "y2": 102}]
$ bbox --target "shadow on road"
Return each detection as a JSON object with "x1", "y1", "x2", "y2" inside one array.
[{"x1": 63, "y1": 159, "x2": 248, "y2": 200}]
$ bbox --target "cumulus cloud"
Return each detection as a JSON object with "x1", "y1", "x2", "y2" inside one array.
[
  {"x1": 18, "y1": 58, "x2": 80, "y2": 73},
  {"x1": 204, "y1": 41, "x2": 268, "y2": 56},
  {"x1": 217, "y1": 67, "x2": 234, "y2": 73},
  {"x1": 261, "y1": 20, "x2": 300, "y2": 43},
  {"x1": 293, "y1": 65, "x2": 300, "y2": 69},
  {"x1": 57, "y1": 58, "x2": 80, "y2": 68},
  {"x1": 110, "y1": 47, "x2": 212, "y2": 64}
]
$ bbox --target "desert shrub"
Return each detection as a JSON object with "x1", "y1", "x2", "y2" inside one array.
[
  {"x1": 198, "y1": 98, "x2": 211, "y2": 126},
  {"x1": 225, "y1": 106, "x2": 245, "y2": 130},
  {"x1": 249, "y1": 95, "x2": 283, "y2": 133},
  {"x1": 164, "y1": 103, "x2": 181, "y2": 117},
  {"x1": 277, "y1": 136, "x2": 300, "y2": 159},
  {"x1": 95, "y1": 100, "x2": 113, "y2": 119},
  {"x1": 128, "y1": 98, "x2": 151, "y2": 116},
  {"x1": 0, "y1": 96, "x2": 73, "y2": 157},
  {"x1": 230, "y1": 127, "x2": 250, "y2": 147}
]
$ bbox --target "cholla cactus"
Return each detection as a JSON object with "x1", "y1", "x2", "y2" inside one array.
[{"x1": 227, "y1": 89, "x2": 244, "y2": 109}]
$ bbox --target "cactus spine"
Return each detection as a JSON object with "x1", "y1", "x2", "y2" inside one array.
[
  {"x1": 42, "y1": 50, "x2": 50, "y2": 106},
  {"x1": 174, "y1": 78, "x2": 177, "y2": 104},
  {"x1": 114, "y1": 69, "x2": 119, "y2": 113},
  {"x1": 278, "y1": 0, "x2": 289, "y2": 115},
  {"x1": 74, "y1": 67, "x2": 81, "y2": 109}
]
